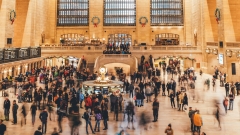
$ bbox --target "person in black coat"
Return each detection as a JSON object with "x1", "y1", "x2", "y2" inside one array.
[
  {"x1": 225, "y1": 82, "x2": 230, "y2": 97},
  {"x1": 114, "y1": 98, "x2": 119, "y2": 121},
  {"x1": 152, "y1": 98, "x2": 159, "y2": 122},
  {"x1": 3, "y1": 98, "x2": 10, "y2": 121},
  {"x1": 182, "y1": 93, "x2": 188, "y2": 111}
]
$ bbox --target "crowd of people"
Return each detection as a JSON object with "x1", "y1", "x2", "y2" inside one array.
[
  {"x1": 0, "y1": 55, "x2": 238, "y2": 135},
  {"x1": 103, "y1": 43, "x2": 131, "y2": 54}
]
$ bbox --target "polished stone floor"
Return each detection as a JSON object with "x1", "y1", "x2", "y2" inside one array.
[{"x1": 1, "y1": 72, "x2": 240, "y2": 135}]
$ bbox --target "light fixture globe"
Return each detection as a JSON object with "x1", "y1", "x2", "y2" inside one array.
[{"x1": 99, "y1": 66, "x2": 107, "y2": 74}]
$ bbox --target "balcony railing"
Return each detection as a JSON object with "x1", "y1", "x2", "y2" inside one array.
[{"x1": 41, "y1": 44, "x2": 201, "y2": 52}]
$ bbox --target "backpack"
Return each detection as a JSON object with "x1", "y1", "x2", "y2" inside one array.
[{"x1": 96, "y1": 113, "x2": 101, "y2": 120}]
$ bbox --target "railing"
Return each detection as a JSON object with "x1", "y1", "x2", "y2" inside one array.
[
  {"x1": 206, "y1": 42, "x2": 218, "y2": 46},
  {"x1": 41, "y1": 45, "x2": 201, "y2": 52},
  {"x1": 77, "y1": 58, "x2": 82, "y2": 70},
  {"x1": 104, "y1": 54, "x2": 130, "y2": 58},
  {"x1": 226, "y1": 42, "x2": 240, "y2": 48}
]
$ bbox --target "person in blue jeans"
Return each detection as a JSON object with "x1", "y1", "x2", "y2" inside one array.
[
  {"x1": 228, "y1": 92, "x2": 234, "y2": 110},
  {"x1": 83, "y1": 109, "x2": 95, "y2": 134},
  {"x1": 94, "y1": 107, "x2": 101, "y2": 132},
  {"x1": 136, "y1": 90, "x2": 143, "y2": 107}
]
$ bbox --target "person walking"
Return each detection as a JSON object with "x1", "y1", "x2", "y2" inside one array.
[
  {"x1": 228, "y1": 92, "x2": 234, "y2": 110},
  {"x1": 145, "y1": 84, "x2": 152, "y2": 103},
  {"x1": 12, "y1": 100, "x2": 18, "y2": 125},
  {"x1": 193, "y1": 110, "x2": 203, "y2": 134},
  {"x1": 114, "y1": 98, "x2": 119, "y2": 121},
  {"x1": 152, "y1": 98, "x2": 159, "y2": 122},
  {"x1": 79, "y1": 91, "x2": 84, "y2": 108},
  {"x1": 165, "y1": 124, "x2": 174, "y2": 135},
  {"x1": 83, "y1": 109, "x2": 95, "y2": 134},
  {"x1": 57, "y1": 110, "x2": 63, "y2": 133},
  {"x1": 102, "y1": 107, "x2": 109, "y2": 130},
  {"x1": 30, "y1": 102, "x2": 37, "y2": 126},
  {"x1": 39, "y1": 108, "x2": 48, "y2": 134},
  {"x1": 169, "y1": 92, "x2": 175, "y2": 108},
  {"x1": 162, "y1": 81, "x2": 166, "y2": 96},
  {"x1": 3, "y1": 97, "x2": 10, "y2": 121}
]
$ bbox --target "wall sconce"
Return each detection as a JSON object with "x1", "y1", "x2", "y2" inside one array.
[
  {"x1": 9, "y1": 69, "x2": 12, "y2": 72},
  {"x1": 25, "y1": 65, "x2": 28, "y2": 68},
  {"x1": 226, "y1": 50, "x2": 232, "y2": 57},
  {"x1": 205, "y1": 48, "x2": 210, "y2": 54},
  {"x1": 17, "y1": 67, "x2": 20, "y2": 70},
  {"x1": 4, "y1": 70, "x2": 7, "y2": 73},
  {"x1": 212, "y1": 49, "x2": 218, "y2": 55},
  {"x1": 236, "y1": 51, "x2": 240, "y2": 58}
]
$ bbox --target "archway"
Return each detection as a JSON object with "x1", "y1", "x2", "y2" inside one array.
[{"x1": 103, "y1": 63, "x2": 130, "y2": 76}]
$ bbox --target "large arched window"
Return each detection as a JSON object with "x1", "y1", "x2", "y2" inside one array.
[
  {"x1": 104, "y1": 0, "x2": 136, "y2": 26},
  {"x1": 151, "y1": 0, "x2": 183, "y2": 26},
  {"x1": 57, "y1": 0, "x2": 89, "y2": 26},
  {"x1": 108, "y1": 34, "x2": 132, "y2": 46}
]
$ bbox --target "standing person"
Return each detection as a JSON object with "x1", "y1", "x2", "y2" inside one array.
[
  {"x1": 12, "y1": 100, "x2": 18, "y2": 125},
  {"x1": 228, "y1": 92, "x2": 234, "y2": 110},
  {"x1": 110, "y1": 93, "x2": 117, "y2": 112},
  {"x1": 128, "y1": 82, "x2": 134, "y2": 98},
  {"x1": 30, "y1": 102, "x2": 37, "y2": 126},
  {"x1": 79, "y1": 91, "x2": 85, "y2": 108},
  {"x1": 102, "y1": 107, "x2": 109, "y2": 130},
  {"x1": 47, "y1": 101, "x2": 54, "y2": 121},
  {"x1": 39, "y1": 108, "x2": 48, "y2": 134},
  {"x1": 162, "y1": 81, "x2": 166, "y2": 96},
  {"x1": 182, "y1": 93, "x2": 188, "y2": 111},
  {"x1": 225, "y1": 82, "x2": 230, "y2": 97},
  {"x1": 0, "y1": 120, "x2": 6, "y2": 135},
  {"x1": 83, "y1": 109, "x2": 95, "y2": 134},
  {"x1": 3, "y1": 98, "x2": 10, "y2": 121},
  {"x1": 114, "y1": 98, "x2": 119, "y2": 121},
  {"x1": 119, "y1": 94, "x2": 123, "y2": 112},
  {"x1": 223, "y1": 97, "x2": 228, "y2": 114},
  {"x1": 165, "y1": 124, "x2": 174, "y2": 135},
  {"x1": 152, "y1": 98, "x2": 159, "y2": 122},
  {"x1": 169, "y1": 92, "x2": 175, "y2": 108},
  {"x1": 145, "y1": 84, "x2": 152, "y2": 103},
  {"x1": 136, "y1": 90, "x2": 142, "y2": 107},
  {"x1": 193, "y1": 110, "x2": 203, "y2": 134},
  {"x1": 94, "y1": 107, "x2": 101, "y2": 132},
  {"x1": 188, "y1": 107, "x2": 196, "y2": 132},
  {"x1": 176, "y1": 90, "x2": 181, "y2": 109},
  {"x1": 21, "y1": 103, "x2": 27, "y2": 126}
]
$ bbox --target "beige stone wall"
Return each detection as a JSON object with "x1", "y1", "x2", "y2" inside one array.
[{"x1": 0, "y1": 0, "x2": 15, "y2": 48}]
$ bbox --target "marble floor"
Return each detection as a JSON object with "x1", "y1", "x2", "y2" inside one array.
[{"x1": 1, "y1": 72, "x2": 240, "y2": 135}]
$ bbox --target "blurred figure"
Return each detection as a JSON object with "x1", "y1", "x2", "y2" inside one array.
[
  {"x1": 165, "y1": 123, "x2": 174, "y2": 135},
  {"x1": 69, "y1": 109, "x2": 81, "y2": 135},
  {"x1": 126, "y1": 101, "x2": 135, "y2": 129},
  {"x1": 34, "y1": 125, "x2": 42, "y2": 135},
  {"x1": 47, "y1": 101, "x2": 54, "y2": 121},
  {"x1": 94, "y1": 106, "x2": 101, "y2": 132},
  {"x1": 152, "y1": 98, "x2": 159, "y2": 122},
  {"x1": 139, "y1": 111, "x2": 151, "y2": 130},
  {"x1": 51, "y1": 127, "x2": 59, "y2": 135},
  {"x1": 215, "y1": 105, "x2": 221, "y2": 129},
  {"x1": 57, "y1": 109, "x2": 64, "y2": 133}
]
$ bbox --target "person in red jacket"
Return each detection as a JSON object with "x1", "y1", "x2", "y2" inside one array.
[{"x1": 85, "y1": 95, "x2": 92, "y2": 110}]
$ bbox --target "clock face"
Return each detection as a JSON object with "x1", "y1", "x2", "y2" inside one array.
[{"x1": 99, "y1": 67, "x2": 107, "y2": 74}]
